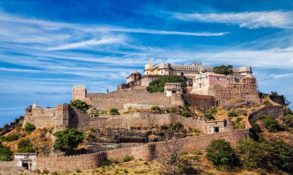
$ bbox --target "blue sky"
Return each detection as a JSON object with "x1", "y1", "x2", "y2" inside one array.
[{"x1": 0, "y1": 0, "x2": 293, "y2": 126}]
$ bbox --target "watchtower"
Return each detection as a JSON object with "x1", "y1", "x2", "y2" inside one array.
[{"x1": 72, "y1": 85, "x2": 87, "y2": 101}]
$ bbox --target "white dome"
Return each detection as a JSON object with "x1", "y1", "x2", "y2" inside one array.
[{"x1": 145, "y1": 62, "x2": 153, "y2": 70}]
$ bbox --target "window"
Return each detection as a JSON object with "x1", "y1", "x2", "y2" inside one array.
[{"x1": 214, "y1": 127, "x2": 219, "y2": 133}]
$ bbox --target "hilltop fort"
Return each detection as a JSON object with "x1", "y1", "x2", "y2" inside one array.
[{"x1": 0, "y1": 62, "x2": 290, "y2": 174}]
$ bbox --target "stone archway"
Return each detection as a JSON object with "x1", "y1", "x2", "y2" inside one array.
[{"x1": 14, "y1": 153, "x2": 37, "y2": 171}]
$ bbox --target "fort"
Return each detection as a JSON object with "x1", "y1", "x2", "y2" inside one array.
[{"x1": 0, "y1": 62, "x2": 286, "y2": 173}]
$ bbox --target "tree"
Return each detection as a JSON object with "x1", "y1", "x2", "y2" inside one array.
[
  {"x1": 261, "y1": 116, "x2": 280, "y2": 132},
  {"x1": 213, "y1": 65, "x2": 233, "y2": 75},
  {"x1": 0, "y1": 144, "x2": 12, "y2": 161},
  {"x1": 53, "y1": 128, "x2": 84, "y2": 155},
  {"x1": 160, "y1": 139, "x2": 198, "y2": 175},
  {"x1": 18, "y1": 139, "x2": 35, "y2": 153},
  {"x1": 264, "y1": 139, "x2": 293, "y2": 172},
  {"x1": 147, "y1": 76, "x2": 187, "y2": 93},
  {"x1": 206, "y1": 139, "x2": 238, "y2": 169},
  {"x1": 237, "y1": 139, "x2": 264, "y2": 169},
  {"x1": 70, "y1": 100, "x2": 90, "y2": 112},
  {"x1": 24, "y1": 122, "x2": 36, "y2": 133}
]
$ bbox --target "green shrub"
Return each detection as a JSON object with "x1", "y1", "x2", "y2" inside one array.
[
  {"x1": 70, "y1": 100, "x2": 90, "y2": 111},
  {"x1": 227, "y1": 111, "x2": 238, "y2": 118},
  {"x1": 42, "y1": 169, "x2": 49, "y2": 174},
  {"x1": 206, "y1": 139, "x2": 238, "y2": 169},
  {"x1": 53, "y1": 128, "x2": 84, "y2": 155},
  {"x1": 249, "y1": 123, "x2": 262, "y2": 141},
  {"x1": 208, "y1": 107, "x2": 217, "y2": 114},
  {"x1": 170, "y1": 122, "x2": 184, "y2": 132},
  {"x1": 237, "y1": 139, "x2": 264, "y2": 169},
  {"x1": 170, "y1": 106, "x2": 177, "y2": 113},
  {"x1": 4, "y1": 134, "x2": 20, "y2": 142},
  {"x1": 123, "y1": 155, "x2": 134, "y2": 162},
  {"x1": 213, "y1": 65, "x2": 233, "y2": 75},
  {"x1": 100, "y1": 159, "x2": 112, "y2": 166},
  {"x1": 109, "y1": 108, "x2": 120, "y2": 115},
  {"x1": 280, "y1": 114, "x2": 293, "y2": 128},
  {"x1": 261, "y1": 116, "x2": 280, "y2": 132},
  {"x1": 18, "y1": 139, "x2": 35, "y2": 153},
  {"x1": 24, "y1": 122, "x2": 36, "y2": 133},
  {"x1": 204, "y1": 113, "x2": 215, "y2": 120},
  {"x1": 263, "y1": 100, "x2": 271, "y2": 106},
  {"x1": 160, "y1": 125, "x2": 169, "y2": 130},
  {"x1": 234, "y1": 117, "x2": 244, "y2": 129},
  {"x1": 151, "y1": 106, "x2": 161, "y2": 113},
  {"x1": 0, "y1": 144, "x2": 13, "y2": 161},
  {"x1": 147, "y1": 76, "x2": 186, "y2": 93},
  {"x1": 180, "y1": 110, "x2": 192, "y2": 117},
  {"x1": 264, "y1": 139, "x2": 293, "y2": 172}
]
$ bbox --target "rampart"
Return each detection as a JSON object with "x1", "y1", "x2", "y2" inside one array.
[
  {"x1": 247, "y1": 105, "x2": 285, "y2": 126},
  {"x1": 36, "y1": 129, "x2": 248, "y2": 172},
  {"x1": 246, "y1": 105, "x2": 285, "y2": 129},
  {"x1": 85, "y1": 89, "x2": 173, "y2": 110},
  {"x1": 26, "y1": 105, "x2": 208, "y2": 132},
  {"x1": 0, "y1": 116, "x2": 24, "y2": 135},
  {"x1": 24, "y1": 104, "x2": 70, "y2": 131}
]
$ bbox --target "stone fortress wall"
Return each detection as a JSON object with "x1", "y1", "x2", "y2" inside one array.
[
  {"x1": 21, "y1": 104, "x2": 286, "y2": 173},
  {"x1": 247, "y1": 105, "x2": 285, "y2": 127},
  {"x1": 73, "y1": 85, "x2": 216, "y2": 111},
  {"x1": 73, "y1": 86, "x2": 174, "y2": 110},
  {"x1": 0, "y1": 116, "x2": 24, "y2": 135},
  {"x1": 24, "y1": 104, "x2": 70, "y2": 131},
  {"x1": 87, "y1": 89, "x2": 173, "y2": 110},
  {"x1": 36, "y1": 129, "x2": 248, "y2": 172},
  {"x1": 24, "y1": 104, "x2": 213, "y2": 133}
]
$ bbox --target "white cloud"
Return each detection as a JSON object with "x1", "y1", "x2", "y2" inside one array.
[
  {"x1": 47, "y1": 36, "x2": 125, "y2": 51},
  {"x1": 89, "y1": 27, "x2": 228, "y2": 36},
  {"x1": 171, "y1": 11, "x2": 293, "y2": 29},
  {"x1": 269, "y1": 73, "x2": 293, "y2": 79}
]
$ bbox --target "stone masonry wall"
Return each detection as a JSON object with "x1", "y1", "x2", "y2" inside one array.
[
  {"x1": 36, "y1": 129, "x2": 248, "y2": 172},
  {"x1": 213, "y1": 83, "x2": 260, "y2": 106},
  {"x1": 248, "y1": 105, "x2": 285, "y2": 124},
  {"x1": 24, "y1": 104, "x2": 70, "y2": 131},
  {"x1": 78, "y1": 113, "x2": 207, "y2": 133},
  {"x1": 24, "y1": 105, "x2": 208, "y2": 133},
  {"x1": 86, "y1": 89, "x2": 172, "y2": 110},
  {"x1": 36, "y1": 152, "x2": 106, "y2": 172},
  {"x1": 183, "y1": 94, "x2": 215, "y2": 109}
]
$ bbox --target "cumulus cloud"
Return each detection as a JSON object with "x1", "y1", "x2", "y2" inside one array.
[{"x1": 171, "y1": 11, "x2": 293, "y2": 29}]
